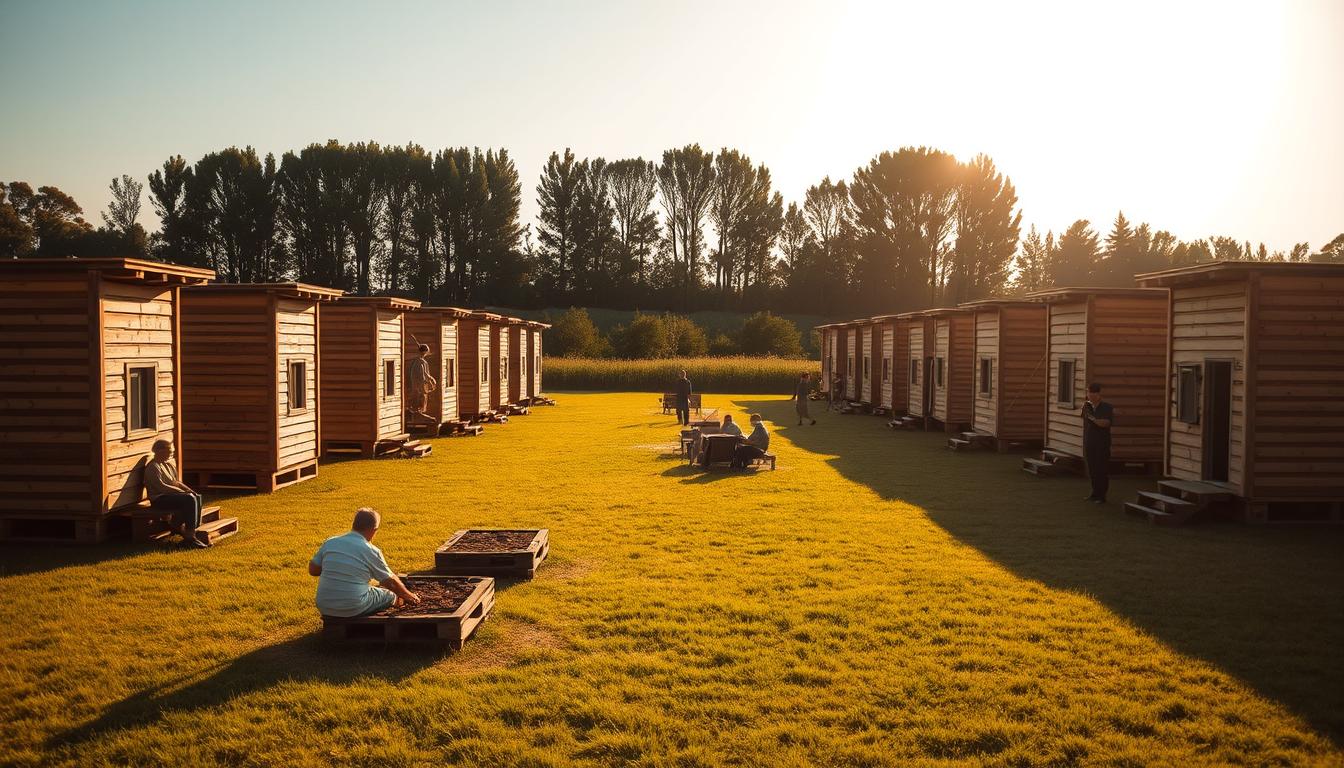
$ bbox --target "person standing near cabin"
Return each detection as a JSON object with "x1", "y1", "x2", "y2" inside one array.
[
  {"x1": 790, "y1": 371, "x2": 818, "y2": 426},
  {"x1": 1082, "y1": 383, "x2": 1114, "y2": 504},
  {"x1": 309, "y1": 508, "x2": 420, "y2": 617},
  {"x1": 674, "y1": 369, "x2": 693, "y2": 426},
  {"x1": 144, "y1": 439, "x2": 210, "y2": 548},
  {"x1": 406, "y1": 343, "x2": 437, "y2": 425}
]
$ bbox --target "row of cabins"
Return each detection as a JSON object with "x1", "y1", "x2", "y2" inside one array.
[
  {"x1": 816, "y1": 261, "x2": 1344, "y2": 523},
  {"x1": 0, "y1": 258, "x2": 549, "y2": 542}
]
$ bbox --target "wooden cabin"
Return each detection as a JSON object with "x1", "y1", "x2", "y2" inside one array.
[
  {"x1": 404, "y1": 306, "x2": 473, "y2": 435},
  {"x1": 873, "y1": 314, "x2": 910, "y2": 417},
  {"x1": 857, "y1": 319, "x2": 875, "y2": 406},
  {"x1": 1019, "y1": 287, "x2": 1168, "y2": 477},
  {"x1": 506, "y1": 320, "x2": 524, "y2": 405},
  {"x1": 1130, "y1": 261, "x2": 1344, "y2": 523},
  {"x1": 893, "y1": 311, "x2": 935, "y2": 428},
  {"x1": 926, "y1": 308, "x2": 975, "y2": 433},
  {"x1": 318, "y1": 295, "x2": 423, "y2": 457},
  {"x1": 487, "y1": 315, "x2": 510, "y2": 412},
  {"x1": 180, "y1": 282, "x2": 342, "y2": 491},
  {"x1": 815, "y1": 323, "x2": 837, "y2": 397},
  {"x1": 843, "y1": 320, "x2": 861, "y2": 401},
  {"x1": 0, "y1": 257, "x2": 214, "y2": 542},
  {"x1": 524, "y1": 320, "x2": 550, "y2": 402},
  {"x1": 947, "y1": 299, "x2": 1048, "y2": 451},
  {"x1": 457, "y1": 311, "x2": 497, "y2": 421}
]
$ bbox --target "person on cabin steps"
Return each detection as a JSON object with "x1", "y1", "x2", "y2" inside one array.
[
  {"x1": 1082, "y1": 383, "x2": 1114, "y2": 504},
  {"x1": 790, "y1": 371, "x2": 818, "y2": 425},
  {"x1": 309, "y1": 508, "x2": 421, "y2": 617},
  {"x1": 406, "y1": 343, "x2": 437, "y2": 426},
  {"x1": 144, "y1": 439, "x2": 210, "y2": 548},
  {"x1": 732, "y1": 414, "x2": 770, "y2": 469}
]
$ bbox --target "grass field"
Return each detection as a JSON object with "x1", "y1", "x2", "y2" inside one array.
[
  {"x1": 544, "y1": 357, "x2": 820, "y2": 394},
  {"x1": 2, "y1": 392, "x2": 1342, "y2": 767}
]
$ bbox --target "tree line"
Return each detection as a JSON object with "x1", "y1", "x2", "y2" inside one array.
[{"x1": 3, "y1": 140, "x2": 1341, "y2": 315}]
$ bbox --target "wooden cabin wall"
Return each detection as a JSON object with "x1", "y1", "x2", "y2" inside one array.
[
  {"x1": 458, "y1": 322, "x2": 482, "y2": 418},
  {"x1": 880, "y1": 323, "x2": 894, "y2": 408},
  {"x1": 1168, "y1": 282, "x2": 1247, "y2": 490},
  {"x1": 890, "y1": 321, "x2": 909, "y2": 414},
  {"x1": 933, "y1": 320, "x2": 950, "y2": 420},
  {"x1": 845, "y1": 330, "x2": 858, "y2": 399},
  {"x1": 972, "y1": 310, "x2": 1000, "y2": 436},
  {"x1": 948, "y1": 315, "x2": 975, "y2": 427},
  {"x1": 103, "y1": 280, "x2": 178, "y2": 511},
  {"x1": 1250, "y1": 273, "x2": 1344, "y2": 500},
  {"x1": 1046, "y1": 300, "x2": 1088, "y2": 457},
  {"x1": 1090, "y1": 296, "x2": 1166, "y2": 463},
  {"x1": 508, "y1": 327, "x2": 523, "y2": 403},
  {"x1": 403, "y1": 312, "x2": 440, "y2": 421},
  {"x1": 375, "y1": 311, "x2": 404, "y2": 440},
  {"x1": 181, "y1": 292, "x2": 272, "y2": 477},
  {"x1": 488, "y1": 325, "x2": 504, "y2": 409},
  {"x1": 275, "y1": 299, "x2": 318, "y2": 469},
  {"x1": 319, "y1": 305, "x2": 376, "y2": 444},
  {"x1": 0, "y1": 272, "x2": 96, "y2": 518},
  {"x1": 534, "y1": 330, "x2": 543, "y2": 395},
  {"x1": 907, "y1": 323, "x2": 924, "y2": 415},
  {"x1": 995, "y1": 307, "x2": 1048, "y2": 442},
  {"x1": 442, "y1": 320, "x2": 458, "y2": 419},
  {"x1": 860, "y1": 326, "x2": 873, "y2": 403}
]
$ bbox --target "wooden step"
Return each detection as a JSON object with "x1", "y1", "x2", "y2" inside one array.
[
  {"x1": 195, "y1": 515, "x2": 240, "y2": 545},
  {"x1": 201, "y1": 505, "x2": 221, "y2": 524},
  {"x1": 948, "y1": 438, "x2": 972, "y2": 451},
  {"x1": 1021, "y1": 458, "x2": 1058, "y2": 476},
  {"x1": 1157, "y1": 480, "x2": 1235, "y2": 503},
  {"x1": 403, "y1": 444, "x2": 432, "y2": 458},
  {"x1": 1041, "y1": 449, "x2": 1082, "y2": 466},
  {"x1": 1136, "y1": 490, "x2": 1196, "y2": 513},
  {"x1": 1123, "y1": 502, "x2": 1180, "y2": 527}
]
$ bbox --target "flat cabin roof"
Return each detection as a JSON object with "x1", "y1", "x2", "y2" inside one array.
[
  {"x1": 0, "y1": 256, "x2": 215, "y2": 284},
  {"x1": 466, "y1": 310, "x2": 503, "y2": 322},
  {"x1": 870, "y1": 314, "x2": 906, "y2": 321},
  {"x1": 333, "y1": 295, "x2": 421, "y2": 311},
  {"x1": 524, "y1": 320, "x2": 552, "y2": 330},
  {"x1": 893, "y1": 310, "x2": 929, "y2": 320},
  {"x1": 187, "y1": 282, "x2": 344, "y2": 301},
  {"x1": 1023, "y1": 287, "x2": 1167, "y2": 303},
  {"x1": 922, "y1": 307, "x2": 971, "y2": 318},
  {"x1": 1135, "y1": 259, "x2": 1344, "y2": 287},
  {"x1": 420, "y1": 305, "x2": 476, "y2": 319},
  {"x1": 957, "y1": 297, "x2": 1047, "y2": 310}
]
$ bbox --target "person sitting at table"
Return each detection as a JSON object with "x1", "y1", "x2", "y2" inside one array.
[
  {"x1": 732, "y1": 414, "x2": 770, "y2": 468},
  {"x1": 720, "y1": 414, "x2": 743, "y2": 437}
]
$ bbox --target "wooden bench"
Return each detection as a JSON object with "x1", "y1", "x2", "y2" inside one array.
[
  {"x1": 660, "y1": 393, "x2": 703, "y2": 415},
  {"x1": 750, "y1": 452, "x2": 777, "y2": 471}
]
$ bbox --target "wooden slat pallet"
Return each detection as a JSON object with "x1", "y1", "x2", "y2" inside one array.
[
  {"x1": 185, "y1": 460, "x2": 318, "y2": 493},
  {"x1": 949, "y1": 431, "x2": 992, "y2": 452},
  {"x1": 506, "y1": 404, "x2": 530, "y2": 416},
  {"x1": 532, "y1": 395, "x2": 558, "y2": 406},
  {"x1": 1021, "y1": 449, "x2": 1084, "y2": 477},
  {"x1": 890, "y1": 414, "x2": 922, "y2": 430},
  {"x1": 374, "y1": 438, "x2": 431, "y2": 459},
  {"x1": 435, "y1": 529, "x2": 550, "y2": 579},
  {"x1": 122, "y1": 503, "x2": 241, "y2": 545},
  {"x1": 442, "y1": 420, "x2": 484, "y2": 437},
  {"x1": 322, "y1": 576, "x2": 494, "y2": 648},
  {"x1": 1020, "y1": 457, "x2": 1059, "y2": 476},
  {"x1": 0, "y1": 514, "x2": 110, "y2": 544}
]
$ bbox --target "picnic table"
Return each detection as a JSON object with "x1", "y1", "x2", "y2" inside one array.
[{"x1": 688, "y1": 408, "x2": 719, "y2": 429}]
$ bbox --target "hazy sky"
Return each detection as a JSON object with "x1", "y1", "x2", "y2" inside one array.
[{"x1": 3, "y1": 0, "x2": 1341, "y2": 251}]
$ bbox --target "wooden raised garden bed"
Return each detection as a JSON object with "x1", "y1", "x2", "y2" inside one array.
[
  {"x1": 435, "y1": 528, "x2": 549, "y2": 579},
  {"x1": 321, "y1": 575, "x2": 494, "y2": 648}
]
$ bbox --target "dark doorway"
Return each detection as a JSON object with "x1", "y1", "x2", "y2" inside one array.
[{"x1": 1203, "y1": 360, "x2": 1233, "y2": 483}]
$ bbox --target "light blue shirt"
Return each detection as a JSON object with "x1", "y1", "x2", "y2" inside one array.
[
  {"x1": 721, "y1": 421, "x2": 743, "y2": 437},
  {"x1": 311, "y1": 531, "x2": 395, "y2": 617}
]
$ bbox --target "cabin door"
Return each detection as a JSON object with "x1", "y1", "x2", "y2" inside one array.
[
  {"x1": 1202, "y1": 360, "x2": 1233, "y2": 483},
  {"x1": 922, "y1": 356, "x2": 934, "y2": 416}
]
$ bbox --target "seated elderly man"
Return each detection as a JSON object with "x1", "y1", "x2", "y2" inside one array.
[{"x1": 309, "y1": 508, "x2": 420, "y2": 617}]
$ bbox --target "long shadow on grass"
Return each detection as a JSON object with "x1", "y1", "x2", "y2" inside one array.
[{"x1": 739, "y1": 398, "x2": 1344, "y2": 745}]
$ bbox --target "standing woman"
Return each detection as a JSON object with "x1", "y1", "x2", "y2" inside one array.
[{"x1": 790, "y1": 371, "x2": 818, "y2": 425}]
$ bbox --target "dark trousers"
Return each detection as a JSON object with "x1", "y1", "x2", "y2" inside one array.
[
  {"x1": 676, "y1": 398, "x2": 690, "y2": 426},
  {"x1": 153, "y1": 492, "x2": 202, "y2": 535},
  {"x1": 732, "y1": 444, "x2": 766, "y2": 468},
  {"x1": 1085, "y1": 441, "x2": 1111, "y2": 501}
]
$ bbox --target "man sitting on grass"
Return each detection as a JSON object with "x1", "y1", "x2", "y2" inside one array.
[
  {"x1": 309, "y1": 508, "x2": 420, "y2": 617},
  {"x1": 732, "y1": 414, "x2": 770, "y2": 468}
]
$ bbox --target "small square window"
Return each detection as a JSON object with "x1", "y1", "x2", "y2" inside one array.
[
  {"x1": 288, "y1": 361, "x2": 307, "y2": 411},
  {"x1": 1058, "y1": 360, "x2": 1076, "y2": 407},
  {"x1": 979, "y1": 358, "x2": 992, "y2": 397},
  {"x1": 1177, "y1": 365, "x2": 1200, "y2": 424},
  {"x1": 383, "y1": 359, "x2": 396, "y2": 398},
  {"x1": 126, "y1": 364, "x2": 157, "y2": 435}
]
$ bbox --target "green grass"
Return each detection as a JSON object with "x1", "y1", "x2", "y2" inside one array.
[
  {"x1": 2, "y1": 392, "x2": 1342, "y2": 767},
  {"x1": 544, "y1": 356, "x2": 820, "y2": 394},
  {"x1": 490, "y1": 307, "x2": 828, "y2": 354}
]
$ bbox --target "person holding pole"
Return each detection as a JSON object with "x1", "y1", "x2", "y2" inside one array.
[{"x1": 406, "y1": 342, "x2": 437, "y2": 427}]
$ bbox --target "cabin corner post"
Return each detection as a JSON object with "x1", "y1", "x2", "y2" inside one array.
[
  {"x1": 268, "y1": 292, "x2": 281, "y2": 484},
  {"x1": 313, "y1": 301, "x2": 322, "y2": 451},
  {"x1": 1163, "y1": 288, "x2": 1174, "y2": 478},
  {"x1": 89, "y1": 270, "x2": 107, "y2": 514},
  {"x1": 1242, "y1": 273, "x2": 1259, "y2": 500},
  {"x1": 171, "y1": 284, "x2": 184, "y2": 484}
]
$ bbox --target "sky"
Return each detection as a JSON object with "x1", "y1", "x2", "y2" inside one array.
[{"x1": 2, "y1": 0, "x2": 1342, "y2": 251}]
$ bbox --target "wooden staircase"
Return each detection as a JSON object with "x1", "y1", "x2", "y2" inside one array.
[
  {"x1": 374, "y1": 435, "x2": 433, "y2": 459},
  {"x1": 1123, "y1": 480, "x2": 1234, "y2": 526},
  {"x1": 948, "y1": 431, "x2": 992, "y2": 452},
  {"x1": 1021, "y1": 449, "x2": 1084, "y2": 476},
  {"x1": 890, "y1": 414, "x2": 922, "y2": 430},
  {"x1": 128, "y1": 503, "x2": 240, "y2": 545},
  {"x1": 506, "y1": 404, "x2": 531, "y2": 416}
]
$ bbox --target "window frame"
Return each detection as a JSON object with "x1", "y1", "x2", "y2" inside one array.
[
  {"x1": 1057, "y1": 359, "x2": 1077, "y2": 408},
  {"x1": 863, "y1": 355, "x2": 871, "y2": 380},
  {"x1": 979, "y1": 357, "x2": 993, "y2": 398},
  {"x1": 935, "y1": 357, "x2": 945, "y2": 389},
  {"x1": 481, "y1": 356, "x2": 489, "y2": 384},
  {"x1": 882, "y1": 357, "x2": 891, "y2": 382},
  {"x1": 382, "y1": 358, "x2": 397, "y2": 399},
  {"x1": 1176, "y1": 364, "x2": 1201, "y2": 424},
  {"x1": 910, "y1": 359, "x2": 919, "y2": 385},
  {"x1": 446, "y1": 357, "x2": 455, "y2": 388},
  {"x1": 124, "y1": 361, "x2": 159, "y2": 440},
  {"x1": 287, "y1": 359, "x2": 308, "y2": 413}
]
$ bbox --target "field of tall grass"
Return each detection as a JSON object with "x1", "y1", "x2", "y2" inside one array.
[{"x1": 544, "y1": 356, "x2": 821, "y2": 394}]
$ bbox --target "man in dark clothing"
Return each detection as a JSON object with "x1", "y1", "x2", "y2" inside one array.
[
  {"x1": 790, "y1": 372, "x2": 817, "y2": 425},
  {"x1": 674, "y1": 370, "x2": 692, "y2": 426},
  {"x1": 1082, "y1": 383, "x2": 1114, "y2": 503}
]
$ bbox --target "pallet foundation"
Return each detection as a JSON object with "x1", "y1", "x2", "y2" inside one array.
[{"x1": 185, "y1": 460, "x2": 318, "y2": 493}]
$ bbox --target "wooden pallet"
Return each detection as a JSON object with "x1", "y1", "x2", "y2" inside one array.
[
  {"x1": 122, "y1": 502, "x2": 240, "y2": 545},
  {"x1": 0, "y1": 514, "x2": 110, "y2": 544},
  {"x1": 435, "y1": 529, "x2": 550, "y2": 579},
  {"x1": 506, "y1": 404, "x2": 530, "y2": 416},
  {"x1": 185, "y1": 460, "x2": 318, "y2": 493},
  {"x1": 531, "y1": 395, "x2": 558, "y2": 406},
  {"x1": 948, "y1": 431, "x2": 992, "y2": 452},
  {"x1": 443, "y1": 420, "x2": 484, "y2": 437},
  {"x1": 322, "y1": 576, "x2": 495, "y2": 648}
]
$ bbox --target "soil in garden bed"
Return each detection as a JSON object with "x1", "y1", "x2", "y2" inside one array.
[
  {"x1": 381, "y1": 579, "x2": 480, "y2": 616},
  {"x1": 448, "y1": 530, "x2": 538, "y2": 552}
]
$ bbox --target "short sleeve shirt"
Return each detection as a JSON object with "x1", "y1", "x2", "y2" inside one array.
[{"x1": 311, "y1": 531, "x2": 396, "y2": 617}]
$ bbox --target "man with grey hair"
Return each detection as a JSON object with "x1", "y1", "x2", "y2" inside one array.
[{"x1": 309, "y1": 508, "x2": 419, "y2": 617}]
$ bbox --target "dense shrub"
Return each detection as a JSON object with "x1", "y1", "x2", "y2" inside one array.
[
  {"x1": 610, "y1": 313, "x2": 674, "y2": 359},
  {"x1": 738, "y1": 312, "x2": 804, "y2": 358},
  {"x1": 663, "y1": 313, "x2": 709, "y2": 356},
  {"x1": 708, "y1": 332, "x2": 738, "y2": 356},
  {"x1": 548, "y1": 307, "x2": 606, "y2": 358},
  {"x1": 544, "y1": 356, "x2": 820, "y2": 394}
]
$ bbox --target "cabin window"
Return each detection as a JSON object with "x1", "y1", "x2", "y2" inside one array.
[
  {"x1": 882, "y1": 357, "x2": 891, "y2": 381},
  {"x1": 126, "y1": 363, "x2": 157, "y2": 436},
  {"x1": 383, "y1": 359, "x2": 396, "y2": 398},
  {"x1": 481, "y1": 356, "x2": 489, "y2": 383},
  {"x1": 863, "y1": 356, "x2": 870, "y2": 379},
  {"x1": 935, "y1": 358, "x2": 945, "y2": 388},
  {"x1": 910, "y1": 359, "x2": 919, "y2": 385},
  {"x1": 503, "y1": 359, "x2": 509, "y2": 380},
  {"x1": 447, "y1": 358, "x2": 455, "y2": 387},
  {"x1": 535, "y1": 354, "x2": 541, "y2": 375},
  {"x1": 979, "y1": 358, "x2": 992, "y2": 397},
  {"x1": 1176, "y1": 365, "x2": 1201, "y2": 424},
  {"x1": 288, "y1": 361, "x2": 307, "y2": 411},
  {"x1": 1058, "y1": 360, "x2": 1076, "y2": 407}
]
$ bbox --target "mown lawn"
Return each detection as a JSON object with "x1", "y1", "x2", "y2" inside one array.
[{"x1": 1, "y1": 392, "x2": 1341, "y2": 767}]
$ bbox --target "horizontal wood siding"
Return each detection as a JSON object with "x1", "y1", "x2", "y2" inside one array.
[
  {"x1": 907, "y1": 323, "x2": 924, "y2": 415},
  {"x1": 103, "y1": 280, "x2": 177, "y2": 511},
  {"x1": 1168, "y1": 282, "x2": 1247, "y2": 490},
  {"x1": 1090, "y1": 295, "x2": 1167, "y2": 462},
  {"x1": 995, "y1": 306, "x2": 1048, "y2": 442},
  {"x1": 1046, "y1": 300, "x2": 1088, "y2": 457},
  {"x1": 405, "y1": 311, "x2": 451, "y2": 425},
  {"x1": 443, "y1": 321, "x2": 459, "y2": 419},
  {"x1": 181, "y1": 291, "x2": 272, "y2": 476},
  {"x1": 376, "y1": 311, "x2": 404, "y2": 440},
  {"x1": 859, "y1": 326, "x2": 872, "y2": 403},
  {"x1": 0, "y1": 274, "x2": 95, "y2": 515},
  {"x1": 880, "y1": 322, "x2": 894, "y2": 408},
  {"x1": 1249, "y1": 274, "x2": 1344, "y2": 499},
  {"x1": 508, "y1": 326, "x2": 523, "y2": 403},
  {"x1": 972, "y1": 310, "x2": 1000, "y2": 435},
  {"x1": 319, "y1": 305, "x2": 376, "y2": 444},
  {"x1": 276, "y1": 299, "x2": 318, "y2": 468},
  {"x1": 457, "y1": 321, "x2": 491, "y2": 418},
  {"x1": 846, "y1": 329, "x2": 858, "y2": 399},
  {"x1": 947, "y1": 315, "x2": 975, "y2": 426},
  {"x1": 532, "y1": 329, "x2": 543, "y2": 396}
]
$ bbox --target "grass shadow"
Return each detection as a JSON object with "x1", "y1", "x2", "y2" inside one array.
[{"x1": 738, "y1": 397, "x2": 1344, "y2": 744}]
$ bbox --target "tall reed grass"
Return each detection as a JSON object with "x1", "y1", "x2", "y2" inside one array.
[{"x1": 544, "y1": 356, "x2": 820, "y2": 394}]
